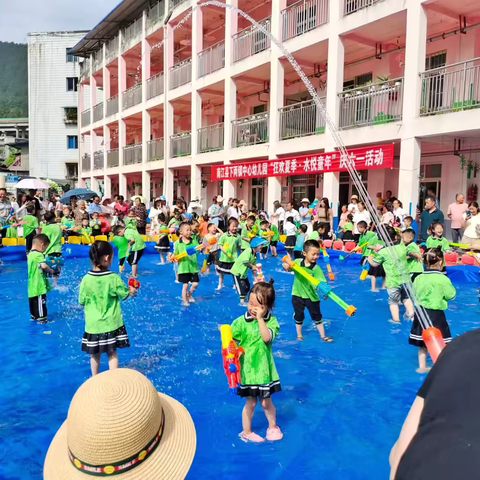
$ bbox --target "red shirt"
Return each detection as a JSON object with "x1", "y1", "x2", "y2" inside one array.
[{"x1": 114, "y1": 202, "x2": 129, "y2": 215}]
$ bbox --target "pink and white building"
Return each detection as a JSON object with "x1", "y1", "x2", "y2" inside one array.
[{"x1": 73, "y1": 0, "x2": 480, "y2": 223}]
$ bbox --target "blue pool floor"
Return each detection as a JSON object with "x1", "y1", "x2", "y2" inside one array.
[{"x1": 0, "y1": 253, "x2": 479, "y2": 479}]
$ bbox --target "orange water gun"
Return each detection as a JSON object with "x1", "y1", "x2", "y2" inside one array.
[{"x1": 319, "y1": 241, "x2": 334, "y2": 281}]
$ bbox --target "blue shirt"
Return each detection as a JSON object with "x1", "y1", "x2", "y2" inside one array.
[
  {"x1": 208, "y1": 204, "x2": 223, "y2": 226},
  {"x1": 88, "y1": 203, "x2": 102, "y2": 215},
  {"x1": 299, "y1": 207, "x2": 311, "y2": 224},
  {"x1": 294, "y1": 233, "x2": 306, "y2": 251}
]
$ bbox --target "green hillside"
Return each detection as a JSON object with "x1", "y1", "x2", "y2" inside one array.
[{"x1": 0, "y1": 42, "x2": 28, "y2": 118}]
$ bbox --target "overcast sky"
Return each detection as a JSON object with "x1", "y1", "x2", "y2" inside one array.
[{"x1": 0, "y1": 0, "x2": 120, "y2": 44}]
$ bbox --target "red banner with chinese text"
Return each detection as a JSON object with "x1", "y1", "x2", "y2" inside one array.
[{"x1": 211, "y1": 144, "x2": 394, "y2": 181}]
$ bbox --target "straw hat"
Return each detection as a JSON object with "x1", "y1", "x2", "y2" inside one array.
[
  {"x1": 301, "y1": 198, "x2": 310, "y2": 204},
  {"x1": 44, "y1": 368, "x2": 196, "y2": 480},
  {"x1": 216, "y1": 195, "x2": 224, "y2": 203}
]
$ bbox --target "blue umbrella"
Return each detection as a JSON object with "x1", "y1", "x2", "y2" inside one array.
[{"x1": 60, "y1": 188, "x2": 99, "y2": 203}]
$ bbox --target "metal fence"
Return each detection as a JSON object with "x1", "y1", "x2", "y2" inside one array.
[
  {"x1": 93, "y1": 151, "x2": 104, "y2": 170},
  {"x1": 93, "y1": 102, "x2": 104, "y2": 123},
  {"x1": 344, "y1": 0, "x2": 383, "y2": 15},
  {"x1": 169, "y1": 0, "x2": 188, "y2": 9},
  {"x1": 147, "y1": 1, "x2": 165, "y2": 33},
  {"x1": 420, "y1": 58, "x2": 480, "y2": 116},
  {"x1": 121, "y1": 17, "x2": 142, "y2": 51},
  {"x1": 198, "y1": 40, "x2": 225, "y2": 78},
  {"x1": 171, "y1": 132, "x2": 192, "y2": 157},
  {"x1": 82, "y1": 154, "x2": 91, "y2": 172},
  {"x1": 170, "y1": 58, "x2": 192, "y2": 89},
  {"x1": 81, "y1": 108, "x2": 91, "y2": 127},
  {"x1": 106, "y1": 95, "x2": 119, "y2": 116},
  {"x1": 233, "y1": 17, "x2": 271, "y2": 63},
  {"x1": 339, "y1": 78, "x2": 404, "y2": 130},
  {"x1": 107, "y1": 148, "x2": 119, "y2": 168},
  {"x1": 123, "y1": 144, "x2": 143, "y2": 165},
  {"x1": 198, "y1": 123, "x2": 224, "y2": 153},
  {"x1": 122, "y1": 83, "x2": 142, "y2": 110},
  {"x1": 148, "y1": 138, "x2": 165, "y2": 161},
  {"x1": 232, "y1": 113, "x2": 269, "y2": 147},
  {"x1": 281, "y1": 0, "x2": 328, "y2": 41},
  {"x1": 106, "y1": 36, "x2": 119, "y2": 64},
  {"x1": 279, "y1": 99, "x2": 326, "y2": 140},
  {"x1": 147, "y1": 72, "x2": 165, "y2": 100}
]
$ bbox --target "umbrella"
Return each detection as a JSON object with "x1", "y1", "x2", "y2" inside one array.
[
  {"x1": 131, "y1": 195, "x2": 147, "y2": 204},
  {"x1": 15, "y1": 178, "x2": 51, "y2": 190},
  {"x1": 60, "y1": 188, "x2": 98, "y2": 203}
]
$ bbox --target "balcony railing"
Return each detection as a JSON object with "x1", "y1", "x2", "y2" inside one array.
[
  {"x1": 198, "y1": 123, "x2": 224, "y2": 153},
  {"x1": 344, "y1": 0, "x2": 383, "y2": 15},
  {"x1": 148, "y1": 138, "x2": 165, "y2": 161},
  {"x1": 93, "y1": 102, "x2": 104, "y2": 123},
  {"x1": 233, "y1": 17, "x2": 271, "y2": 63},
  {"x1": 123, "y1": 143, "x2": 142, "y2": 165},
  {"x1": 232, "y1": 113, "x2": 269, "y2": 147},
  {"x1": 121, "y1": 17, "x2": 142, "y2": 51},
  {"x1": 171, "y1": 132, "x2": 191, "y2": 157},
  {"x1": 170, "y1": 58, "x2": 192, "y2": 89},
  {"x1": 147, "y1": 72, "x2": 165, "y2": 100},
  {"x1": 106, "y1": 94, "x2": 119, "y2": 116},
  {"x1": 279, "y1": 99, "x2": 325, "y2": 140},
  {"x1": 169, "y1": 0, "x2": 188, "y2": 9},
  {"x1": 339, "y1": 78, "x2": 404, "y2": 130},
  {"x1": 107, "y1": 148, "x2": 119, "y2": 168},
  {"x1": 123, "y1": 83, "x2": 142, "y2": 110},
  {"x1": 281, "y1": 0, "x2": 329, "y2": 41},
  {"x1": 198, "y1": 40, "x2": 225, "y2": 78},
  {"x1": 106, "y1": 36, "x2": 119, "y2": 64},
  {"x1": 82, "y1": 154, "x2": 91, "y2": 172},
  {"x1": 420, "y1": 58, "x2": 480, "y2": 116},
  {"x1": 81, "y1": 108, "x2": 91, "y2": 127},
  {"x1": 147, "y1": 1, "x2": 165, "y2": 34},
  {"x1": 93, "y1": 151, "x2": 104, "y2": 170}
]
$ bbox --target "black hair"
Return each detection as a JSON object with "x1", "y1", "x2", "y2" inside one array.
[
  {"x1": 423, "y1": 247, "x2": 444, "y2": 267},
  {"x1": 286, "y1": 216, "x2": 294, "y2": 223},
  {"x1": 314, "y1": 222, "x2": 327, "y2": 231},
  {"x1": 468, "y1": 201, "x2": 479, "y2": 210},
  {"x1": 240, "y1": 212, "x2": 247, "y2": 217},
  {"x1": 357, "y1": 220, "x2": 367, "y2": 229},
  {"x1": 384, "y1": 225, "x2": 398, "y2": 242},
  {"x1": 249, "y1": 280, "x2": 275, "y2": 311},
  {"x1": 260, "y1": 220, "x2": 269, "y2": 227},
  {"x1": 82, "y1": 213, "x2": 90, "y2": 220},
  {"x1": 228, "y1": 217, "x2": 239, "y2": 227},
  {"x1": 207, "y1": 222, "x2": 216, "y2": 229},
  {"x1": 429, "y1": 222, "x2": 443, "y2": 232},
  {"x1": 404, "y1": 216, "x2": 413, "y2": 223},
  {"x1": 178, "y1": 221, "x2": 190, "y2": 233},
  {"x1": 112, "y1": 225, "x2": 125, "y2": 236},
  {"x1": 425, "y1": 195, "x2": 436, "y2": 203},
  {"x1": 298, "y1": 224, "x2": 307, "y2": 233},
  {"x1": 158, "y1": 212, "x2": 166, "y2": 223},
  {"x1": 347, "y1": 214, "x2": 354, "y2": 222},
  {"x1": 403, "y1": 228, "x2": 416, "y2": 237},
  {"x1": 26, "y1": 204, "x2": 35, "y2": 214},
  {"x1": 118, "y1": 195, "x2": 124, "y2": 201},
  {"x1": 247, "y1": 215, "x2": 256, "y2": 222},
  {"x1": 89, "y1": 240, "x2": 113, "y2": 270},
  {"x1": 44, "y1": 211, "x2": 56, "y2": 223},
  {"x1": 303, "y1": 239, "x2": 320, "y2": 252},
  {"x1": 173, "y1": 208, "x2": 180, "y2": 216},
  {"x1": 33, "y1": 233, "x2": 50, "y2": 247}
]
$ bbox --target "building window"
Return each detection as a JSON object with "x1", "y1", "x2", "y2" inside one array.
[
  {"x1": 66, "y1": 163, "x2": 78, "y2": 180},
  {"x1": 67, "y1": 136, "x2": 78, "y2": 149},
  {"x1": 66, "y1": 77, "x2": 78, "y2": 92},
  {"x1": 64, "y1": 107, "x2": 78, "y2": 124},
  {"x1": 66, "y1": 48, "x2": 78, "y2": 63},
  {"x1": 253, "y1": 104, "x2": 267, "y2": 114}
]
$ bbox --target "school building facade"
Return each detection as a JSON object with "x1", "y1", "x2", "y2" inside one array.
[{"x1": 73, "y1": 0, "x2": 480, "y2": 221}]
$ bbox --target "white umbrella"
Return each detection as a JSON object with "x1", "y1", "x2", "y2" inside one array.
[{"x1": 15, "y1": 178, "x2": 51, "y2": 190}]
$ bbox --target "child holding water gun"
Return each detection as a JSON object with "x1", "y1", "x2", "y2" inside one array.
[
  {"x1": 368, "y1": 226, "x2": 414, "y2": 323},
  {"x1": 42, "y1": 212, "x2": 63, "y2": 287},
  {"x1": 409, "y1": 248, "x2": 455, "y2": 372},
  {"x1": 79, "y1": 241, "x2": 137, "y2": 376},
  {"x1": 61, "y1": 206, "x2": 77, "y2": 241},
  {"x1": 402, "y1": 228, "x2": 424, "y2": 281},
  {"x1": 124, "y1": 222, "x2": 146, "y2": 277},
  {"x1": 23, "y1": 204, "x2": 39, "y2": 254},
  {"x1": 171, "y1": 222, "x2": 200, "y2": 306},
  {"x1": 340, "y1": 214, "x2": 355, "y2": 241},
  {"x1": 27, "y1": 234, "x2": 54, "y2": 322},
  {"x1": 216, "y1": 218, "x2": 241, "y2": 290},
  {"x1": 168, "y1": 209, "x2": 182, "y2": 229},
  {"x1": 154, "y1": 213, "x2": 170, "y2": 265},
  {"x1": 203, "y1": 223, "x2": 222, "y2": 273},
  {"x1": 357, "y1": 221, "x2": 385, "y2": 292},
  {"x1": 90, "y1": 212, "x2": 102, "y2": 237},
  {"x1": 231, "y1": 237, "x2": 268, "y2": 305},
  {"x1": 282, "y1": 240, "x2": 333, "y2": 342},
  {"x1": 260, "y1": 220, "x2": 279, "y2": 258},
  {"x1": 125, "y1": 210, "x2": 138, "y2": 231},
  {"x1": 307, "y1": 222, "x2": 327, "y2": 242},
  {"x1": 80, "y1": 216, "x2": 92, "y2": 240},
  {"x1": 293, "y1": 224, "x2": 307, "y2": 259},
  {"x1": 240, "y1": 215, "x2": 257, "y2": 252},
  {"x1": 231, "y1": 281, "x2": 283, "y2": 443},
  {"x1": 426, "y1": 222, "x2": 451, "y2": 272},
  {"x1": 284, "y1": 216, "x2": 297, "y2": 258},
  {"x1": 112, "y1": 225, "x2": 129, "y2": 271}
]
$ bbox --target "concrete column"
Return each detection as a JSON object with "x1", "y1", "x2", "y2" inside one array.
[
  {"x1": 119, "y1": 119, "x2": 126, "y2": 166},
  {"x1": 104, "y1": 126, "x2": 110, "y2": 169},
  {"x1": 325, "y1": 34, "x2": 345, "y2": 130},
  {"x1": 78, "y1": 83, "x2": 85, "y2": 120},
  {"x1": 191, "y1": 6, "x2": 203, "y2": 81},
  {"x1": 142, "y1": 109, "x2": 151, "y2": 164},
  {"x1": 119, "y1": 173, "x2": 128, "y2": 198},
  {"x1": 165, "y1": 167, "x2": 174, "y2": 203},
  {"x1": 269, "y1": 58, "x2": 285, "y2": 144},
  {"x1": 223, "y1": 179, "x2": 237, "y2": 201},
  {"x1": 191, "y1": 163, "x2": 202, "y2": 202},
  {"x1": 79, "y1": 178, "x2": 86, "y2": 188},
  {"x1": 119, "y1": 53, "x2": 127, "y2": 112},
  {"x1": 104, "y1": 175, "x2": 112, "y2": 199},
  {"x1": 90, "y1": 130, "x2": 97, "y2": 167},
  {"x1": 267, "y1": 177, "x2": 282, "y2": 214},
  {"x1": 103, "y1": 45, "x2": 109, "y2": 118},
  {"x1": 91, "y1": 176, "x2": 99, "y2": 194},
  {"x1": 141, "y1": 10, "x2": 150, "y2": 103},
  {"x1": 191, "y1": 90, "x2": 202, "y2": 156},
  {"x1": 398, "y1": 138, "x2": 421, "y2": 216},
  {"x1": 90, "y1": 63, "x2": 97, "y2": 114},
  {"x1": 402, "y1": 2, "x2": 427, "y2": 122},
  {"x1": 142, "y1": 170, "x2": 151, "y2": 205}
]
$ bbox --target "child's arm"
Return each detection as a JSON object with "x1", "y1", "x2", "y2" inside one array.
[{"x1": 40, "y1": 262, "x2": 55, "y2": 275}]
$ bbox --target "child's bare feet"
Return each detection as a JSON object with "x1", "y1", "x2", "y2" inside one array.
[
  {"x1": 266, "y1": 426, "x2": 283, "y2": 441},
  {"x1": 371, "y1": 289, "x2": 379, "y2": 292},
  {"x1": 188, "y1": 294, "x2": 195, "y2": 303},
  {"x1": 216, "y1": 285, "x2": 223, "y2": 291},
  {"x1": 388, "y1": 318, "x2": 401, "y2": 324},
  {"x1": 181, "y1": 301, "x2": 190, "y2": 307},
  {"x1": 296, "y1": 336, "x2": 304, "y2": 341},
  {"x1": 239, "y1": 431, "x2": 264, "y2": 443},
  {"x1": 416, "y1": 366, "x2": 431, "y2": 374}
]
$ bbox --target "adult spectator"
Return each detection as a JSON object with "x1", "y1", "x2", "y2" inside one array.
[
  {"x1": 389, "y1": 329, "x2": 480, "y2": 480},
  {"x1": 418, "y1": 195, "x2": 444, "y2": 243},
  {"x1": 239, "y1": 199, "x2": 248, "y2": 214},
  {"x1": 114, "y1": 195, "x2": 130, "y2": 217},
  {"x1": 270, "y1": 200, "x2": 286, "y2": 234},
  {"x1": 208, "y1": 195, "x2": 225, "y2": 228},
  {"x1": 286, "y1": 201, "x2": 300, "y2": 223},
  {"x1": 392, "y1": 199, "x2": 406, "y2": 226},
  {"x1": 380, "y1": 203, "x2": 395, "y2": 226},
  {"x1": 26, "y1": 189, "x2": 41, "y2": 221},
  {"x1": 148, "y1": 198, "x2": 164, "y2": 234},
  {"x1": 41, "y1": 196, "x2": 53, "y2": 214},
  {"x1": 132, "y1": 197, "x2": 148, "y2": 235},
  {"x1": 54, "y1": 195, "x2": 63, "y2": 218},
  {"x1": 348, "y1": 194, "x2": 359, "y2": 214},
  {"x1": 70, "y1": 195, "x2": 78, "y2": 212},
  {"x1": 427, "y1": 187, "x2": 440, "y2": 209},
  {"x1": 88, "y1": 195, "x2": 102, "y2": 216},
  {"x1": 353, "y1": 201, "x2": 372, "y2": 241},
  {"x1": 314, "y1": 197, "x2": 333, "y2": 237},
  {"x1": 385, "y1": 190, "x2": 393, "y2": 202},
  {"x1": 74, "y1": 200, "x2": 88, "y2": 226},
  {"x1": 227, "y1": 198, "x2": 240, "y2": 220},
  {"x1": 447, "y1": 193, "x2": 467, "y2": 244},
  {"x1": 461, "y1": 201, "x2": 480, "y2": 250},
  {"x1": 299, "y1": 198, "x2": 312, "y2": 226},
  {"x1": 0, "y1": 188, "x2": 12, "y2": 246}
]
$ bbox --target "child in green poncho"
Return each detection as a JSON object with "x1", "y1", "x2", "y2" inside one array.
[
  {"x1": 259, "y1": 220, "x2": 279, "y2": 258},
  {"x1": 112, "y1": 225, "x2": 129, "y2": 271},
  {"x1": 231, "y1": 281, "x2": 283, "y2": 443},
  {"x1": 217, "y1": 218, "x2": 241, "y2": 290},
  {"x1": 426, "y1": 222, "x2": 451, "y2": 272}
]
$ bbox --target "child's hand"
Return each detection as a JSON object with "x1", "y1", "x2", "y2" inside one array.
[
  {"x1": 251, "y1": 265, "x2": 258, "y2": 273},
  {"x1": 255, "y1": 306, "x2": 266, "y2": 320},
  {"x1": 282, "y1": 262, "x2": 291, "y2": 272},
  {"x1": 128, "y1": 286, "x2": 137, "y2": 296}
]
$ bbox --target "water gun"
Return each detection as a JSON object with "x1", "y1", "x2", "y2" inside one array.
[
  {"x1": 128, "y1": 277, "x2": 141, "y2": 289},
  {"x1": 422, "y1": 325, "x2": 446, "y2": 363},
  {"x1": 282, "y1": 255, "x2": 356, "y2": 316},
  {"x1": 449, "y1": 242, "x2": 469, "y2": 248},
  {"x1": 220, "y1": 324, "x2": 244, "y2": 394},
  {"x1": 255, "y1": 263, "x2": 265, "y2": 284},
  {"x1": 339, "y1": 241, "x2": 370, "y2": 261},
  {"x1": 223, "y1": 242, "x2": 232, "y2": 258},
  {"x1": 319, "y1": 241, "x2": 334, "y2": 281},
  {"x1": 158, "y1": 227, "x2": 177, "y2": 234},
  {"x1": 1, "y1": 221, "x2": 28, "y2": 230},
  {"x1": 262, "y1": 230, "x2": 275, "y2": 237},
  {"x1": 201, "y1": 257, "x2": 208, "y2": 273},
  {"x1": 46, "y1": 255, "x2": 64, "y2": 270}
]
